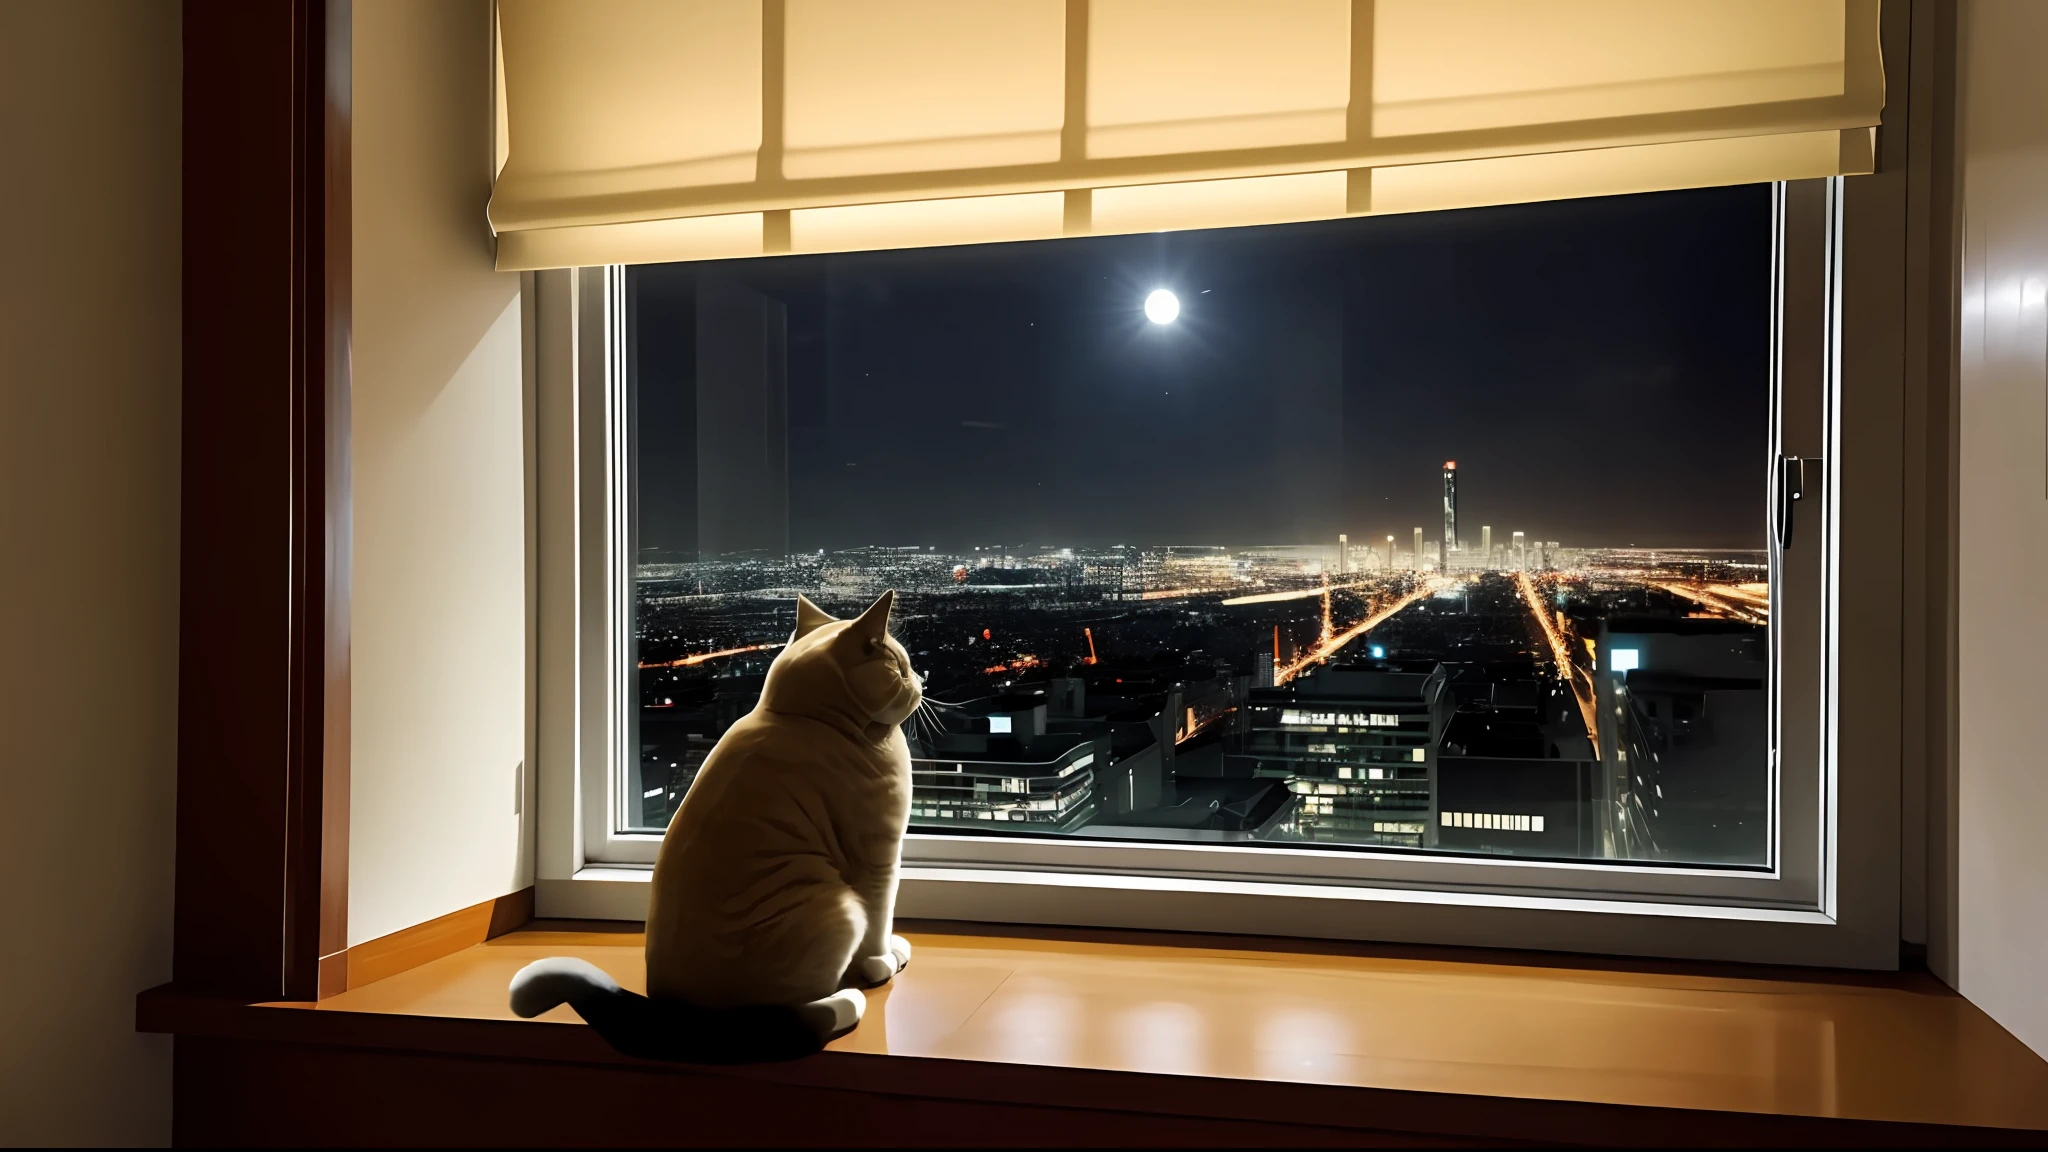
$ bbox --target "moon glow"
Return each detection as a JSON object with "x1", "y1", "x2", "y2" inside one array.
[{"x1": 1144, "y1": 288, "x2": 1180, "y2": 325}]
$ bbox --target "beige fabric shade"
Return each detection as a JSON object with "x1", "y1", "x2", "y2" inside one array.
[{"x1": 491, "y1": 0, "x2": 1883, "y2": 271}]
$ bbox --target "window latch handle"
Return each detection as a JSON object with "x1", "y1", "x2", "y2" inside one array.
[{"x1": 1777, "y1": 455, "x2": 1807, "y2": 551}]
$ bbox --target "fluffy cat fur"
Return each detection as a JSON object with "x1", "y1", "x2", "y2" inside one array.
[{"x1": 509, "y1": 590, "x2": 921, "y2": 1062}]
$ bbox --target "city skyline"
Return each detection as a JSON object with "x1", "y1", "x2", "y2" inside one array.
[
  {"x1": 631, "y1": 536, "x2": 1770, "y2": 865},
  {"x1": 631, "y1": 450, "x2": 1754, "y2": 569}
]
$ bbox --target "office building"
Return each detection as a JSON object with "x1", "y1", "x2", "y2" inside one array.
[
  {"x1": 1242, "y1": 665, "x2": 1446, "y2": 848},
  {"x1": 906, "y1": 692, "x2": 1107, "y2": 831},
  {"x1": 1594, "y1": 617, "x2": 1769, "y2": 865},
  {"x1": 1433, "y1": 669, "x2": 1602, "y2": 859},
  {"x1": 1481, "y1": 525, "x2": 1493, "y2": 568},
  {"x1": 1412, "y1": 527, "x2": 1424, "y2": 571},
  {"x1": 1612, "y1": 673, "x2": 1766, "y2": 865}
]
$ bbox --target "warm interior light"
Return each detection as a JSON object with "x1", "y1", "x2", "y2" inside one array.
[{"x1": 1145, "y1": 288, "x2": 1180, "y2": 324}]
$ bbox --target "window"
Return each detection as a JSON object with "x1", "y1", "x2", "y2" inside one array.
[
  {"x1": 544, "y1": 176, "x2": 1897, "y2": 968},
  {"x1": 626, "y1": 182, "x2": 1785, "y2": 858}
]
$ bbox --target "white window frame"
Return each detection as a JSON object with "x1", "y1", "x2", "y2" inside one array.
[{"x1": 534, "y1": 178, "x2": 1905, "y2": 968}]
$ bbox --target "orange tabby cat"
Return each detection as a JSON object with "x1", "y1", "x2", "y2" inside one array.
[{"x1": 509, "y1": 591, "x2": 919, "y2": 1061}]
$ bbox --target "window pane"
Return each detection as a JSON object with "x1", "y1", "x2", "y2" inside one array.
[{"x1": 628, "y1": 185, "x2": 1773, "y2": 869}]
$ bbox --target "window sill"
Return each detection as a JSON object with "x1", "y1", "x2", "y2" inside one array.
[
  {"x1": 540, "y1": 864, "x2": 1878, "y2": 969},
  {"x1": 140, "y1": 921, "x2": 2048, "y2": 1146}
]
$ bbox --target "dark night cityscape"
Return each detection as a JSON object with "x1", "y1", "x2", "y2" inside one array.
[{"x1": 627, "y1": 185, "x2": 1775, "y2": 869}]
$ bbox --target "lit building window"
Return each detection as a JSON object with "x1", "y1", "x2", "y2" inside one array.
[{"x1": 1441, "y1": 812, "x2": 1546, "y2": 832}]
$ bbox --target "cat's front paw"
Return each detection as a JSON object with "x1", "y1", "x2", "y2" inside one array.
[
  {"x1": 846, "y1": 934, "x2": 913, "y2": 988},
  {"x1": 849, "y1": 953, "x2": 899, "y2": 988}
]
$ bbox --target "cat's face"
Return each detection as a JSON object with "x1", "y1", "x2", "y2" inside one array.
[
  {"x1": 767, "y1": 591, "x2": 923, "y2": 730},
  {"x1": 841, "y1": 624, "x2": 924, "y2": 728}
]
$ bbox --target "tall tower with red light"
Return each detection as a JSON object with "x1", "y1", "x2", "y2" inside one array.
[{"x1": 1441, "y1": 460, "x2": 1459, "y2": 565}]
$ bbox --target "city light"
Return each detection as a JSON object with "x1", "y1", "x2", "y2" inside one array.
[
  {"x1": 1654, "y1": 580, "x2": 1769, "y2": 623},
  {"x1": 634, "y1": 459, "x2": 1772, "y2": 865},
  {"x1": 1274, "y1": 580, "x2": 1442, "y2": 685},
  {"x1": 1222, "y1": 586, "x2": 1346, "y2": 606},
  {"x1": 1516, "y1": 569, "x2": 1601, "y2": 751},
  {"x1": 637, "y1": 641, "x2": 783, "y2": 670},
  {"x1": 1144, "y1": 288, "x2": 1180, "y2": 324}
]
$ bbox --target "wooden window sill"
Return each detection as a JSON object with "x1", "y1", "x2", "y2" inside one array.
[{"x1": 141, "y1": 921, "x2": 2048, "y2": 1146}]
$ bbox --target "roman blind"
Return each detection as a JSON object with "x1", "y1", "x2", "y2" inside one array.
[{"x1": 490, "y1": 0, "x2": 1883, "y2": 271}]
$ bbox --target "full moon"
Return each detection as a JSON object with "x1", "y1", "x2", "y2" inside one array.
[{"x1": 1144, "y1": 288, "x2": 1180, "y2": 325}]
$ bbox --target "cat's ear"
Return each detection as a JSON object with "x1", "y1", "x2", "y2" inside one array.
[
  {"x1": 850, "y1": 589, "x2": 895, "y2": 640},
  {"x1": 793, "y1": 594, "x2": 835, "y2": 640}
]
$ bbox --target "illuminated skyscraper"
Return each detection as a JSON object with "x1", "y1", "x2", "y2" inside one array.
[
  {"x1": 1337, "y1": 533, "x2": 1348, "y2": 575},
  {"x1": 1480, "y1": 525, "x2": 1492, "y2": 569},
  {"x1": 1511, "y1": 530, "x2": 1526, "y2": 570},
  {"x1": 1412, "y1": 527, "x2": 1424, "y2": 571},
  {"x1": 1442, "y1": 461, "x2": 1459, "y2": 561}
]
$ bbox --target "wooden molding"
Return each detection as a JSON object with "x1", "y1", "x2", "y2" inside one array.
[
  {"x1": 176, "y1": 0, "x2": 351, "y2": 1002},
  {"x1": 316, "y1": 0, "x2": 355, "y2": 1007},
  {"x1": 317, "y1": 950, "x2": 349, "y2": 1001},
  {"x1": 328, "y1": 888, "x2": 535, "y2": 994}
]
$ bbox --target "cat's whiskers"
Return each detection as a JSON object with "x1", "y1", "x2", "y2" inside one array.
[
  {"x1": 914, "y1": 700, "x2": 945, "y2": 747},
  {"x1": 905, "y1": 701, "x2": 940, "y2": 750}
]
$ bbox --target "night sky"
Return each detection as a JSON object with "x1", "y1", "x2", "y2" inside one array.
[{"x1": 632, "y1": 183, "x2": 1771, "y2": 558}]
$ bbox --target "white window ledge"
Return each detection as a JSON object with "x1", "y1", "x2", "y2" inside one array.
[{"x1": 538, "y1": 864, "x2": 1861, "y2": 967}]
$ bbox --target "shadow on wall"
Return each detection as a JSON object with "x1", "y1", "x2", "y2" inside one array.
[{"x1": 0, "y1": 0, "x2": 183, "y2": 1144}]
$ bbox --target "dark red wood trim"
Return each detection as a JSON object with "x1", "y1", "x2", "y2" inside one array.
[
  {"x1": 314, "y1": 0, "x2": 354, "y2": 1001},
  {"x1": 176, "y1": 0, "x2": 349, "y2": 1003}
]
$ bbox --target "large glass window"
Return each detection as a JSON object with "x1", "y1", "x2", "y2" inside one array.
[{"x1": 624, "y1": 185, "x2": 1778, "y2": 871}]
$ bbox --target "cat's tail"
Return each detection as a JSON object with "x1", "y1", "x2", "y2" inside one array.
[{"x1": 508, "y1": 957, "x2": 864, "y2": 1064}]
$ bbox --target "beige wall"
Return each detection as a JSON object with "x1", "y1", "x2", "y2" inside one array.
[
  {"x1": 1957, "y1": 0, "x2": 2048, "y2": 1061},
  {"x1": 0, "y1": 0, "x2": 181, "y2": 1143},
  {"x1": 350, "y1": 0, "x2": 533, "y2": 946}
]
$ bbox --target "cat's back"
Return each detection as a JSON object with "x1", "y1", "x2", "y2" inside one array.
[
  {"x1": 653, "y1": 708, "x2": 880, "y2": 882},
  {"x1": 677, "y1": 708, "x2": 861, "y2": 817}
]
